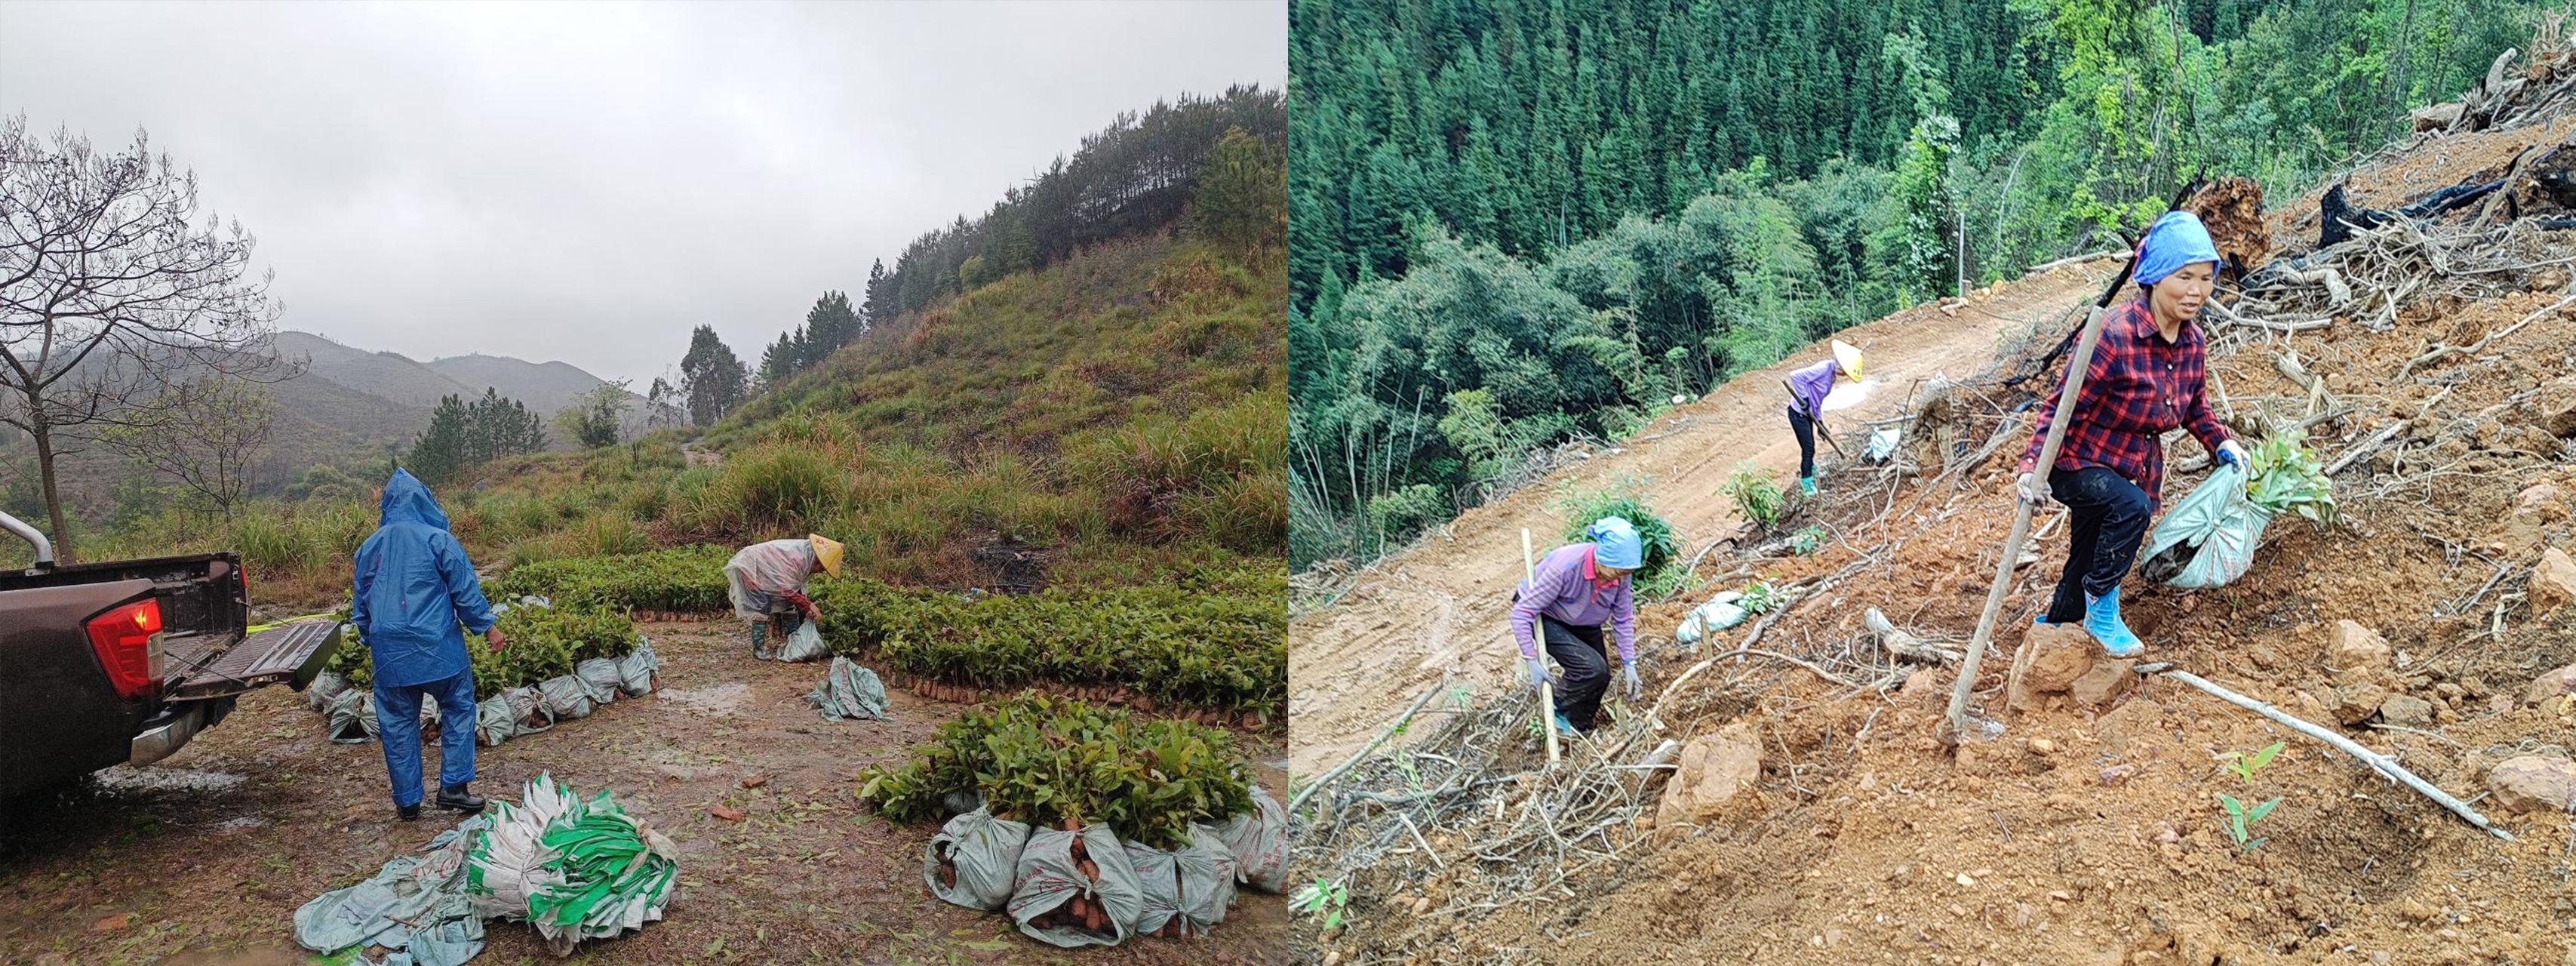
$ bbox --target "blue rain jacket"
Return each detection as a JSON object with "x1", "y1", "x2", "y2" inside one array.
[{"x1": 352, "y1": 471, "x2": 497, "y2": 688}]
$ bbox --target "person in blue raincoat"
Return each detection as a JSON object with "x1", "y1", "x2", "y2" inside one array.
[{"x1": 352, "y1": 469, "x2": 504, "y2": 820}]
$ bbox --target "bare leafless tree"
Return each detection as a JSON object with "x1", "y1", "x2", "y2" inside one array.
[
  {"x1": 0, "y1": 115, "x2": 295, "y2": 561},
  {"x1": 103, "y1": 377, "x2": 275, "y2": 518}
]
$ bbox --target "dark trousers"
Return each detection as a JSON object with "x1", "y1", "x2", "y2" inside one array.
[
  {"x1": 1786, "y1": 405, "x2": 1816, "y2": 478},
  {"x1": 2044, "y1": 466, "x2": 2153, "y2": 623},
  {"x1": 1539, "y1": 616, "x2": 1612, "y2": 731}
]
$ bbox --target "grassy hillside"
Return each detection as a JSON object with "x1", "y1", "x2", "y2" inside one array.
[
  {"x1": 474, "y1": 233, "x2": 1287, "y2": 589},
  {"x1": 32, "y1": 233, "x2": 1285, "y2": 608}
]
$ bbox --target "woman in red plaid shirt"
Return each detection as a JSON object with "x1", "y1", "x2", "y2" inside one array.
[{"x1": 2014, "y1": 211, "x2": 2250, "y2": 657}]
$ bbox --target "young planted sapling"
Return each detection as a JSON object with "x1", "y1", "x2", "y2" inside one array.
[
  {"x1": 1291, "y1": 877, "x2": 1351, "y2": 931},
  {"x1": 2213, "y1": 740, "x2": 2286, "y2": 851}
]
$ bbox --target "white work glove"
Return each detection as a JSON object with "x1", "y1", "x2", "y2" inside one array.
[
  {"x1": 1621, "y1": 662, "x2": 1643, "y2": 702},
  {"x1": 1523, "y1": 655, "x2": 1554, "y2": 694},
  {"x1": 2214, "y1": 439, "x2": 2249, "y2": 472},
  {"x1": 2015, "y1": 471, "x2": 2053, "y2": 506}
]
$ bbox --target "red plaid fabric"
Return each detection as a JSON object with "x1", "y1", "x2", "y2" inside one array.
[{"x1": 2018, "y1": 296, "x2": 2232, "y2": 512}]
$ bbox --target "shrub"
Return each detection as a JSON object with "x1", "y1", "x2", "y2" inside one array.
[
  {"x1": 812, "y1": 574, "x2": 1284, "y2": 714},
  {"x1": 326, "y1": 601, "x2": 639, "y2": 700},
  {"x1": 723, "y1": 445, "x2": 844, "y2": 529},
  {"x1": 1721, "y1": 461, "x2": 1786, "y2": 528},
  {"x1": 487, "y1": 546, "x2": 736, "y2": 614},
  {"x1": 856, "y1": 694, "x2": 1253, "y2": 849},
  {"x1": 1551, "y1": 481, "x2": 1688, "y2": 599}
]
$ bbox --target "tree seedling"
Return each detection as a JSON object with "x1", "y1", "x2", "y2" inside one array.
[
  {"x1": 1791, "y1": 525, "x2": 1825, "y2": 555},
  {"x1": 2217, "y1": 793, "x2": 2280, "y2": 851},
  {"x1": 1722, "y1": 461, "x2": 1786, "y2": 527},
  {"x1": 2215, "y1": 740, "x2": 2284, "y2": 786},
  {"x1": 1291, "y1": 877, "x2": 1351, "y2": 931}
]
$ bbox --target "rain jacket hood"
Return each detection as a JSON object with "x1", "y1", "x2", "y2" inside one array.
[
  {"x1": 380, "y1": 469, "x2": 450, "y2": 531},
  {"x1": 352, "y1": 469, "x2": 496, "y2": 688}
]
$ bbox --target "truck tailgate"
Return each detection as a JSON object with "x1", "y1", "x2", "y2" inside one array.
[{"x1": 164, "y1": 619, "x2": 342, "y2": 700}]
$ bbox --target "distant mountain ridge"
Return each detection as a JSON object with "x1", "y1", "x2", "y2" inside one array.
[{"x1": 264, "y1": 331, "x2": 608, "y2": 416}]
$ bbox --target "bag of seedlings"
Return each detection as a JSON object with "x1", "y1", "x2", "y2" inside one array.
[
  {"x1": 1122, "y1": 839, "x2": 1184, "y2": 939},
  {"x1": 1007, "y1": 823, "x2": 1145, "y2": 948},
  {"x1": 475, "y1": 696, "x2": 518, "y2": 747},
  {"x1": 615, "y1": 639, "x2": 659, "y2": 696},
  {"x1": 2139, "y1": 463, "x2": 2273, "y2": 589},
  {"x1": 574, "y1": 658, "x2": 624, "y2": 704},
  {"x1": 807, "y1": 656, "x2": 890, "y2": 722},
  {"x1": 924, "y1": 807, "x2": 1031, "y2": 912},
  {"x1": 539, "y1": 675, "x2": 601, "y2": 720},
  {"x1": 1216, "y1": 786, "x2": 1290, "y2": 894},
  {"x1": 500, "y1": 685, "x2": 555, "y2": 737},
  {"x1": 774, "y1": 621, "x2": 828, "y2": 663},
  {"x1": 327, "y1": 689, "x2": 376, "y2": 744},
  {"x1": 1174, "y1": 823, "x2": 1238, "y2": 935},
  {"x1": 307, "y1": 670, "x2": 350, "y2": 712}
]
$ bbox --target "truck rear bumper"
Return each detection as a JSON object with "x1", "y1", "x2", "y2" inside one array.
[{"x1": 128, "y1": 703, "x2": 207, "y2": 768}]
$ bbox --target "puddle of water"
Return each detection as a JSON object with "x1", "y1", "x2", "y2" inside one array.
[
  {"x1": 212, "y1": 816, "x2": 266, "y2": 834},
  {"x1": 89, "y1": 766, "x2": 247, "y2": 795},
  {"x1": 656, "y1": 682, "x2": 751, "y2": 715}
]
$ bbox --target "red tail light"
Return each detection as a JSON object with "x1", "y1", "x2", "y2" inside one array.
[{"x1": 87, "y1": 598, "x2": 164, "y2": 700}]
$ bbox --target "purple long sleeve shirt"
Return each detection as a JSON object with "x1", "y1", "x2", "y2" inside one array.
[
  {"x1": 1510, "y1": 543, "x2": 1637, "y2": 663},
  {"x1": 1787, "y1": 358, "x2": 1837, "y2": 417}
]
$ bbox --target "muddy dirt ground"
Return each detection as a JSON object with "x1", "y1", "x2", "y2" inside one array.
[{"x1": 0, "y1": 620, "x2": 1287, "y2": 965}]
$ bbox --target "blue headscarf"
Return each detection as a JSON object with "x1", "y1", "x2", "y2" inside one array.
[
  {"x1": 2134, "y1": 211, "x2": 2221, "y2": 286},
  {"x1": 1588, "y1": 517, "x2": 1642, "y2": 570}
]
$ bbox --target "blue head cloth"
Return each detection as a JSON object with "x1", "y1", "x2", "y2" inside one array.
[
  {"x1": 1588, "y1": 517, "x2": 1642, "y2": 571},
  {"x1": 2133, "y1": 211, "x2": 2221, "y2": 287}
]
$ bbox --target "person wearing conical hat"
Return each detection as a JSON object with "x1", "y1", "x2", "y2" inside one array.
[
  {"x1": 723, "y1": 534, "x2": 845, "y2": 660},
  {"x1": 1784, "y1": 340, "x2": 1864, "y2": 496}
]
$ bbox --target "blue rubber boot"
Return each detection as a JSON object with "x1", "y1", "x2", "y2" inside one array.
[
  {"x1": 1799, "y1": 476, "x2": 1818, "y2": 497},
  {"x1": 2082, "y1": 587, "x2": 2144, "y2": 658},
  {"x1": 1553, "y1": 712, "x2": 1579, "y2": 738}
]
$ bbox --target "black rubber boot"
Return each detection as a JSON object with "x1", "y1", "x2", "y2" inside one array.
[
  {"x1": 435, "y1": 783, "x2": 485, "y2": 814},
  {"x1": 397, "y1": 801, "x2": 420, "y2": 821}
]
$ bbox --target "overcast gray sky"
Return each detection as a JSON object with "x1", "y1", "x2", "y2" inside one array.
[{"x1": 0, "y1": 1, "x2": 1283, "y2": 386}]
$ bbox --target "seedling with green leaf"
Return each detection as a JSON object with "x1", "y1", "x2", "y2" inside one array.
[
  {"x1": 1291, "y1": 878, "x2": 1351, "y2": 931},
  {"x1": 1737, "y1": 580, "x2": 1782, "y2": 614},
  {"x1": 2214, "y1": 741, "x2": 2284, "y2": 786},
  {"x1": 1721, "y1": 462, "x2": 1786, "y2": 528},
  {"x1": 1791, "y1": 525, "x2": 1825, "y2": 555},
  {"x1": 2217, "y1": 793, "x2": 2280, "y2": 851}
]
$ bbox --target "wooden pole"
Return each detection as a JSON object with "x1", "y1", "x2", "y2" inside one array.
[
  {"x1": 1942, "y1": 298, "x2": 2114, "y2": 740},
  {"x1": 1525, "y1": 528, "x2": 1560, "y2": 766}
]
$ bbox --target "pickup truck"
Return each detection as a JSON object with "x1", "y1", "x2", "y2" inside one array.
[{"x1": 1, "y1": 509, "x2": 341, "y2": 800}]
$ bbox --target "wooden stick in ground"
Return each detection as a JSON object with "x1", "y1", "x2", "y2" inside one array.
[
  {"x1": 1524, "y1": 528, "x2": 1560, "y2": 766},
  {"x1": 2141, "y1": 664, "x2": 2515, "y2": 841},
  {"x1": 1288, "y1": 682, "x2": 1444, "y2": 815},
  {"x1": 1945, "y1": 297, "x2": 2116, "y2": 739}
]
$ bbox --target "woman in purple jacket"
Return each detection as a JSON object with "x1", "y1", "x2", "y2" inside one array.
[
  {"x1": 1511, "y1": 517, "x2": 1644, "y2": 736},
  {"x1": 1784, "y1": 340, "x2": 1865, "y2": 495}
]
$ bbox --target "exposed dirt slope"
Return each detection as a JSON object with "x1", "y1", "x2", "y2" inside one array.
[
  {"x1": 1288, "y1": 266, "x2": 2101, "y2": 778},
  {"x1": 1292, "y1": 49, "x2": 2576, "y2": 966}
]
